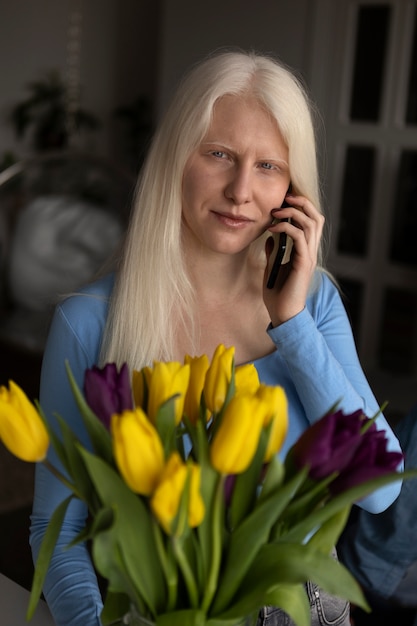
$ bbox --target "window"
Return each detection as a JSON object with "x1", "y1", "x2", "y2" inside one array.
[{"x1": 312, "y1": 0, "x2": 417, "y2": 420}]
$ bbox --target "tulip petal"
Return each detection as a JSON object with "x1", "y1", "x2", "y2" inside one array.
[
  {"x1": 235, "y1": 363, "x2": 260, "y2": 396},
  {"x1": 84, "y1": 363, "x2": 133, "y2": 429},
  {"x1": 184, "y1": 354, "x2": 210, "y2": 424},
  {"x1": 0, "y1": 382, "x2": 49, "y2": 462},
  {"x1": 204, "y1": 345, "x2": 235, "y2": 413},
  {"x1": 292, "y1": 409, "x2": 365, "y2": 479},
  {"x1": 256, "y1": 385, "x2": 288, "y2": 461},
  {"x1": 151, "y1": 452, "x2": 186, "y2": 534},
  {"x1": 291, "y1": 408, "x2": 404, "y2": 495},
  {"x1": 111, "y1": 408, "x2": 164, "y2": 495},
  {"x1": 210, "y1": 394, "x2": 265, "y2": 474},
  {"x1": 331, "y1": 426, "x2": 404, "y2": 494},
  {"x1": 148, "y1": 362, "x2": 190, "y2": 425},
  {"x1": 150, "y1": 452, "x2": 204, "y2": 535}
]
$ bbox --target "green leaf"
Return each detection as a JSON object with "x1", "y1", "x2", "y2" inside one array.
[
  {"x1": 237, "y1": 543, "x2": 368, "y2": 610},
  {"x1": 101, "y1": 590, "x2": 130, "y2": 625},
  {"x1": 65, "y1": 361, "x2": 113, "y2": 463},
  {"x1": 228, "y1": 428, "x2": 269, "y2": 529},
  {"x1": 54, "y1": 414, "x2": 96, "y2": 503},
  {"x1": 67, "y1": 506, "x2": 115, "y2": 548},
  {"x1": 306, "y1": 506, "x2": 351, "y2": 554},
  {"x1": 35, "y1": 401, "x2": 71, "y2": 475},
  {"x1": 258, "y1": 454, "x2": 285, "y2": 501},
  {"x1": 214, "y1": 583, "x2": 309, "y2": 626},
  {"x1": 281, "y1": 469, "x2": 417, "y2": 544},
  {"x1": 155, "y1": 395, "x2": 178, "y2": 458},
  {"x1": 78, "y1": 447, "x2": 166, "y2": 616},
  {"x1": 92, "y1": 519, "x2": 139, "y2": 600},
  {"x1": 264, "y1": 584, "x2": 310, "y2": 626},
  {"x1": 27, "y1": 495, "x2": 73, "y2": 620},
  {"x1": 210, "y1": 467, "x2": 308, "y2": 615},
  {"x1": 194, "y1": 420, "x2": 219, "y2": 585},
  {"x1": 281, "y1": 472, "x2": 336, "y2": 522}
]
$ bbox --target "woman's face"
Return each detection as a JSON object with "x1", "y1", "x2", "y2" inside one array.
[{"x1": 182, "y1": 94, "x2": 290, "y2": 256}]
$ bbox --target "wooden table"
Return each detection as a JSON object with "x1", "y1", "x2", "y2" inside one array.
[{"x1": 0, "y1": 573, "x2": 54, "y2": 625}]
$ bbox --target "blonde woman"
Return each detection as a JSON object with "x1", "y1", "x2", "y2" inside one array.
[{"x1": 31, "y1": 49, "x2": 402, "y2": 626}]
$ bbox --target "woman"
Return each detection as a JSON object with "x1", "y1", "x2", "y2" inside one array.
[{"x1": 30, "y1": 49, "x2": 402, "y2": 626}]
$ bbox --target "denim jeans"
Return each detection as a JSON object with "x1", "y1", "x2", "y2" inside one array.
[{"x1": 255, "y1": 582, "x2": 350, "y2": 626}]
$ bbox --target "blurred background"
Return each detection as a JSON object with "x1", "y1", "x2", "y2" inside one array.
[{"x1": 0, "y1": 0, "x2": 416, "y2": 593}]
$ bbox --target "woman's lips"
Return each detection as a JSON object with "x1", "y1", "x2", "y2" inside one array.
[{"x1": 212, "y1": 211, "x2": 253, "y2": 228}]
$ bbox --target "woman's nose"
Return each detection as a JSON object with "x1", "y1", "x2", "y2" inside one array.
[{"x1": 224, "y1": 166, "x2": 253, "y2": 205}]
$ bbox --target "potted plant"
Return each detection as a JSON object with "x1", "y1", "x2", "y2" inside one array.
[{"x1": 10, "y1": 69, "x2": 101, "y2": 151}]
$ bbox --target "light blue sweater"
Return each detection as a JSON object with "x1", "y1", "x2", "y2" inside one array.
[{"x1": 30, "y1": 271, "x2": 402, "y2": 626}]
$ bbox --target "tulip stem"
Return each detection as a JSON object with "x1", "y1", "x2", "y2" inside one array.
[
  {"x1": 43, "y1": 459, "x2": 83, "y2": 500},
  {"x1": 152, "y1": 519, "x2": 177, "y2": 611},
  {"x1": 201, "y1": 474, "x2": 224, "y2": 613},
  {"x1": 172, "y1": 536, "x2": 199, "y2": 609}
]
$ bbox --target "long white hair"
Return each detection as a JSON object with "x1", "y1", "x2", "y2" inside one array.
[{"x1": 100, "y1": 49, "x2": 324, "y2": 370}]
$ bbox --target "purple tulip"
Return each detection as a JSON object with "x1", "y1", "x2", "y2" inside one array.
[
  {"x1": 292, "y1": 409, "x2": 403, "y2": 494},
  {"x1": 330, "y1": 423, "x2": 404, "y2": 495},
  {"x1": 292, "y1": 409, "x2": 365, "y2": 480},
  {"x1": 84, "y1": 363, "x2": 133, "y2": 429}
]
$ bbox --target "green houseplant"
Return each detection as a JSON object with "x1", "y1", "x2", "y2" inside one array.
[{"x1": 10, "y1": 70, "x2": 100, "y2": 151}]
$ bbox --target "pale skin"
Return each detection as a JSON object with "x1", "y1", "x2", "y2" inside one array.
[{"x1": 179, "y1": 94, "x2": 324, "y2": 365}]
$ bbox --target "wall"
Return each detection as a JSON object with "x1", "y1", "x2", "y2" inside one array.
[
  {"x1": 157, "y1": 0, "x2": 316, "y2": 117},
  {"x1": 0, "y1": 0, "x2": 159, "y2": 168},
  {"x1": 0, "y1": 0, "x2": 317, "y2": 168}
]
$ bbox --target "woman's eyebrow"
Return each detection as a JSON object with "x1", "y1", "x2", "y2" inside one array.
[{"x1": 201, "y1": 141, "x2": 288, "y2": 163}]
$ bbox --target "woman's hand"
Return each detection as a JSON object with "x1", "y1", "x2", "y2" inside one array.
[{"x1": 263, "y1": 193, "x2": 325, "y2": 327}]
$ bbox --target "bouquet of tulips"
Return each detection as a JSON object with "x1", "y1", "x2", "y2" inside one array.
[{"x1": 0, "y1": 344, "x2": 410, "y2": 626}]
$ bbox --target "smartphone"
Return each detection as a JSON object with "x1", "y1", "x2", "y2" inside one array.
[{"x1": 266, "y1": 202, "x2": 293, "y2": 290}]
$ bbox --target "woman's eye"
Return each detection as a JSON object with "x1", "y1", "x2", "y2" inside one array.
[
  {"x1": 211, "y1": 150, "x2": 227, "y2": 159},
  {"x1": 260, "y1": 162, "x2": 275, "y2": 170}
]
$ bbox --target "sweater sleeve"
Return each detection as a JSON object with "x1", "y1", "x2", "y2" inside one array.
[
  {"x1": 267, "y1": 272, "x2": 403, "y2": 513},
  {"x1": 30, "y1": 301, "x2": 105, "y2": 626}
]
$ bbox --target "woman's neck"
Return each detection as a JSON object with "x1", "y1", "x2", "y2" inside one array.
[
  {"x1": 186, "y1": 247, "x2": 260, "y2": 300},
  {"x1": 177, "y1": 249, "x2": 274, "y2": 364}
]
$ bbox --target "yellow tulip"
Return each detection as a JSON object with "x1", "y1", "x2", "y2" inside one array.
[
  {"x1": 150, "y1": 451, "x2": 205, "y2": 535},
  {"x1": 183, "y1": 353, "x2": 210, "y2": 424},
  {"x1": 204, "y1": 344, "x2": 235, "y2": 413},
  {"x1": 256, "y1": 384, "x2": 288, "y2": 461},
  {"x1": 111, "y1": 408, "x2": 165, "y2": 495},
  {"x1": 0, "y1": 381, "x2": 49, "y2": 462},
  {"x1": 147, "y1": 361, "x2": 190, "y2": 425},
  {"x1": 210, "y1": 394, "x2": 266, "y2": 474},
  {"x1": 235, "y1": 363, "x2": 260, "y2": 396}
]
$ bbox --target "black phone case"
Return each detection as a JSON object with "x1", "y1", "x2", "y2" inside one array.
[{"x1": 266, "y1": 222, "x2": 290, "y2": 289}]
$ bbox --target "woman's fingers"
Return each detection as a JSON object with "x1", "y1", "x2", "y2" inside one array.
[
  {"x1": 270, "y1": 195, "x2": 324, "y2": 263},
  {"x1": 264, "y1": 195, "x2": 324, "y2": 326}
]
